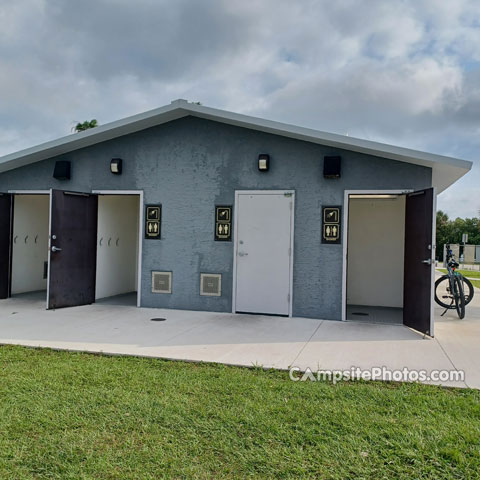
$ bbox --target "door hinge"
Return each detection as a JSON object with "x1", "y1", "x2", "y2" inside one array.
[
  {"x1": 288, "y1": 247, "x2": 291, "y2": 256},
  {"x1": 287, "y1": 293, "x2": 291, "y2": 303}
]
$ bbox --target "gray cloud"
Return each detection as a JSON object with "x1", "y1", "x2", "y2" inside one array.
[{"x1": 0, "y1": 0, "x2": 478, "y2": 217}]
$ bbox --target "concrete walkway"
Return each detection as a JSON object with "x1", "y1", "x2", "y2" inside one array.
[{"x1": 0, "y1": 290, "x2": 479, "y2": 389}]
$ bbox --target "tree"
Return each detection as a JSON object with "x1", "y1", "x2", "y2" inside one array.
[
  {"x1": 436, "y1": 211, "x2": 480, "y2": 260},
  {"x1": 73, "y1": 119, "x2": 99, "y2": 132},
  {"x1": 436, "y1": 211, "x2": 452, "y2": 261}
]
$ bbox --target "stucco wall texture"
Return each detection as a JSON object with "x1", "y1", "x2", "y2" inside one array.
[{"x1": 0, "y1": 116, "x2": 432, "y2": 320}]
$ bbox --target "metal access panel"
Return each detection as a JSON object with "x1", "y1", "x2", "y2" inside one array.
[
  {"x1": 200, "y1": 273, "x2": 222, "y2": 296},
  {"x1": 152, "y1": 271, "x2": 172, "y2": 294}
]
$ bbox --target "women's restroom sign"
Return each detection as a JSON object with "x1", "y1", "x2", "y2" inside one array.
[
  {"x1": 145, "y1": 205, "x2": 161, "y2": 239},
  {"x1": 215, "y1": 206, "x2": 232, "y2": 241},
  {"x1": 322, "y1": 206, "x2": 341, "y2": 244}
]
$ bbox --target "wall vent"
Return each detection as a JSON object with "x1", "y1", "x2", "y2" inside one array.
[
  {"x1": 200, "y1": 273, "x2": 222, "y2": 296},
  {"x1": 152, "y1": 271, "x2": 172, "y2": 294}
]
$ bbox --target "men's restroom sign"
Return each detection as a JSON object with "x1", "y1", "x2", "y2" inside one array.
[
  {"x1": 145, "y1": 205, "x2": 161, "y2": 239},
  {"x1": 322, "y1": 206, "x2": 341, "y2": 244},
  {"x1": 215, "y1": 206, "x2": 232, "y2": 241}
]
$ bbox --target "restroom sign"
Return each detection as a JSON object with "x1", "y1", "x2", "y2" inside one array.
[
  {"x1": 322, "y1": 206, "x2": 341, "y2": 244},
  {"x1": 215, "y1": 206, "x2": 232, "y2": 241},
  {"x1": 145, "y1": 205, "x2": 161, "y2": 239}
]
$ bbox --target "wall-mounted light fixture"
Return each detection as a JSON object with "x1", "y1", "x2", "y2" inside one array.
[
  {"x1": 53, "y1": 160, "x2": 71, "y2": 180},
  {"x1": 258, "y1": 154, "x2": 270, "y2": 172},
  {"x1": 110, "y1": 158, "x2": 123, "y2": 175}
]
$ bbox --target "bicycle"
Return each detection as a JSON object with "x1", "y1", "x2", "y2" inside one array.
[{"x1": 434, "y1": 244, "x2": 474, "y2": 319}]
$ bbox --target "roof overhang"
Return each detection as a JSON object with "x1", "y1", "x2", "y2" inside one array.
[{"x1": 0, "y1": 99, "x2": 472, "y2": 193}]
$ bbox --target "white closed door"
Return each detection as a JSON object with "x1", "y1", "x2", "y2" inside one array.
[{"x1": 235, "y1": 192, "x2": 294, "y2": 315}]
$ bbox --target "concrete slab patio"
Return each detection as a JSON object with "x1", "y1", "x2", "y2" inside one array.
[{"x1": 0, "y1": 289, "x2": 479, "y2": 389}]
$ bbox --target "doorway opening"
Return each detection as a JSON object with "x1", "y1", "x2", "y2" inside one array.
[
  {"x1": 11, "y1": 194, "x2": 50, "y2": 300},
  {"x1": 346, "y1": 193, "x2": 405, "y2": 325},
  {"x1": 95, "y1": 194, "x2": 140, "y2": 306}
]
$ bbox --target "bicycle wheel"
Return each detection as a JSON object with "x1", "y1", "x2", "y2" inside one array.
[
  {"x1": 453, "y1": 276, "x2": 465, "y2": 319},
  {"x1": 459, "y1": 276, "x2": 475, "y2": 306},
  {"x1": 435, "y1": 276, "x2": 455, "y2": 309}
]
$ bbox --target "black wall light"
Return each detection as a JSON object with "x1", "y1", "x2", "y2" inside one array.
[
  {"x1": 110, "y1": 158, "x2": 123, "y2": 175},
  {"x1": 53, "y1": 160, "x2": 71, "y2": 180},
  {"x1": 258, "y1": 154, "x2": 270, "y2": 171},
  {"x1": 323, "y1": 156, "x2": 341, "y2": 178}
]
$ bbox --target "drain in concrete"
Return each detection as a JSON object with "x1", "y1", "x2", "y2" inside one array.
[{"x1": 151, "y1": 318, "x2": 166, "y2": 322}]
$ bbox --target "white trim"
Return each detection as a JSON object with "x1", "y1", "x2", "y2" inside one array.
[
  {"x1": 232, "y1": 189, "x2": 295, "y2": 317},
  {"x1": 138, "y1": 192, "x2": 144, "y2": 307},
  {"x1": 288, "y1": 192, "x2": 295, "y2": 317},
  {"x1": 46, "y1": 189, "x2": 53, "y2": 309},
  {"x1": 341, "y1": 189, "x2": 412, "y2": 321},
  {"x1": 8, "y1": 190, "x2": 50, "y2": 194},
  {"x1": 232, "y1": 194, "x2": 239, "y2": 314},
  {"x1": 92, "y1": 190, "x2": 144, "y2": 195},
  {"x1": 92, "y1": 190, "x2": 144, "y2": 307},
  {"x1": 7, "y1": 194, "x2": 13, "y2": 299},
  {"x1": 341, "y1": 191, "x2": 349, "y2": 322},
  {"x1": 343, "y1": 189, "x2": 412, "y2": 195}
]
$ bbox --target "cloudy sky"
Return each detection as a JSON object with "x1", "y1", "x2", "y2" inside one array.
[{"x1": 0, "y1": 0, "x2": 478, "y2": 218}]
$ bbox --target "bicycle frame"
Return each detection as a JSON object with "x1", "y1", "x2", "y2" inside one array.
[{"x1": 441, "y1": 245, "x2": 463, "y2": 314}]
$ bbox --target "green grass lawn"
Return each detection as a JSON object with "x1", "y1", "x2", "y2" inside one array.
[
  {"x1": 437, "y1": 269, "x2": 480, "y2": 289},
  {"x1": 1, "y1": 346, "x2": 479, "y2": 479}
]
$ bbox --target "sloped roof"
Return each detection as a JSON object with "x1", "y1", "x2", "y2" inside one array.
[{"x1": 0, "y1": 99, "x2": 472, "y2": 192}]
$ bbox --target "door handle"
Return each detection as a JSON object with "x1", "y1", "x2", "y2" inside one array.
[
  {"x1": 238, "y1": 251, "x2": 248, "y2": 257},
  {"x1": 51, "y1": 246, "x2": 62, "y2": 252},
  {"x1": 422, "y1": 258, "x2": 432, "y2": 265}
]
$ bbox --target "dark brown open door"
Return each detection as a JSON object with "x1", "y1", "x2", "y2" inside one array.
[
  {"x1": 48, "y1": 190, "x2": 98, "y2": 309},
  {"x1": 403, "y1": 188, "x2": 435, "y2": 336},
  {"x1": 0, "y1": 193, "x2": 13, "y2": 299}
]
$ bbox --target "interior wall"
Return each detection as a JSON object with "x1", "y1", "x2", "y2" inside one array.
[
  {"x1": 347, "y1": 196, "x2": 405, "y2": 308},
  {"x1": 96, "y1": 195, "x2": 139, "y2": 299},
  {"x1": 11, "y1": 195, "x2": 49, "y2": 294}
]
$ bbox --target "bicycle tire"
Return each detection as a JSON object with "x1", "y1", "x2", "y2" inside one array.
[
  {"x1": 435, "y1": 275, "x2": 475, "y2": 309},
  {"x1": 434, "y1": 276, "x2": 455, "y2": 309},
  {"x1": 460, "y1": 276, "x2": 475, "y2": 306},
  {"x1": 453, "y1": 276, "x2": 465, "y2": 319}
]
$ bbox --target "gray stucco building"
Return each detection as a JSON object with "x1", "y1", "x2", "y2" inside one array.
[{"x1": 0, "y1": 100, "x2": 472, "y2": 336}]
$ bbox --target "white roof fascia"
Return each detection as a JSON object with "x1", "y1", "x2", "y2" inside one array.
[
  {"x1": 0, "y1": 99, "x2": 472, "y2": 193},
  {"x1": 0, "y1": 102, "x2": 189, "y2": 173},
  {"x1": 184, "y1": 102, "x2": 472, "y2": 193}
]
